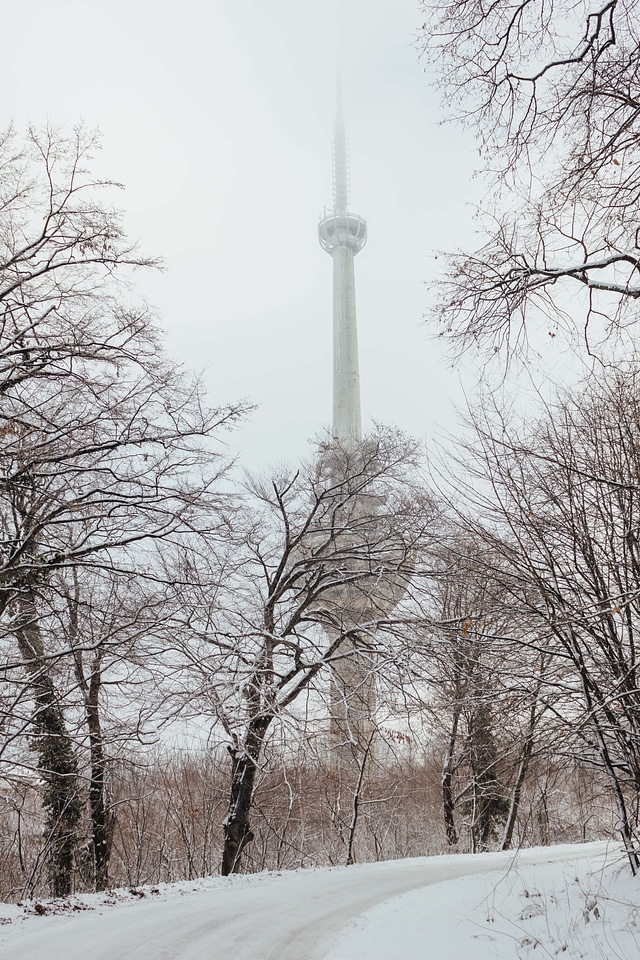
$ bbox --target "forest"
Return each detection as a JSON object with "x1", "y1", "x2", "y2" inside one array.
[{"x1": 4, "y1": 0, "x2": 640, "y2": 899}]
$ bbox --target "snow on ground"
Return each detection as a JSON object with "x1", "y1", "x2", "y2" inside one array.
[
  {"x1": 0, "y1": 841, "x2": 633, "y2": 960},
  {"x1": 323, "y1": 842, "x2": 638, "y2": 960}
]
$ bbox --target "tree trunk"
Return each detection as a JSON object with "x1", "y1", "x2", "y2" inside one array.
[
  {"x1": 572, "y1": 641, "x2": 640, "y2": 875},
  {"x1": 221, "y1": 718, "x2": 270, "y2": 876},
  {"x1": 86, "y1": 669, "x2": 111, "y2": 891},
  {"x1": 15, "y1": 595, "x2": 81, "y2": 897},
  {"x1": 593, "y1": 714, "x2": 639, "y2": 875},
  {"x1": 442, "y1": 708, "x2": 460, "y2": 846},
  {"x1": 346, "y1": 731, "x2": 375, "y2": 865},
  {"x1": 67, "y1": 581, "x2": 112, "y2": 891},
  {"x1": 502, "y1": 698, "x2": 538, "y2": 850}
]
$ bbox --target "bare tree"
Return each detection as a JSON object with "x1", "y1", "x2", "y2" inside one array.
[
  {"x1": 405, "y1": 541, "x2": 553, "y2": 854},
  {"x1": 170, "y1": 429, "x2": 436, "y2": 876},
  {"x1": 419, "y1": 0, "x2": 640, "y2": 357},
  {"x1": 446, "y1": 368, "x2": 640, "y2": 871}
]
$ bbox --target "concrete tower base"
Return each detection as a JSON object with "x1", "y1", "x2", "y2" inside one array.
[{"x1": 329, "y1": 635, "x2": 378, "y2": 771}]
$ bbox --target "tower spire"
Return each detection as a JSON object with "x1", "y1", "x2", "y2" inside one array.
[{"x1": 333, "y1": 74, "x2": 349, "y2": 213}]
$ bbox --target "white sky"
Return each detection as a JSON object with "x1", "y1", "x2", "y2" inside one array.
[{"x1": 5, "y1": 0, "x2": 487, "y2": 467}]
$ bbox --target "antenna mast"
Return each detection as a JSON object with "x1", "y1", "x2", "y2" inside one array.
[{"x1": 333, "y1": 75, "x2": 350, "y2": 213}]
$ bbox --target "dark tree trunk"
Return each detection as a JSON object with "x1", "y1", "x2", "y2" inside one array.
[
  {"x1": 16, "y1": 596, "x2": 81, "y2": 897},
  {"x1": 67, "y1": 583, "x2": 112, "y2": 892},
  {"x1": 221, "y1": 718, "x2": 271, "y2": 876},
  {"x1": 35, "y1": 683, "x2": 82, "y2": 896},
  {"x1": 86, "y1": 670, "x2": 111, "y2": 891},
  {"x1": 442, "y1": 708, "x2": 460, "y2": 846}
]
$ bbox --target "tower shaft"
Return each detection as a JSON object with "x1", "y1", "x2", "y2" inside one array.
[
  {"x1": 332, "y1": 244, "x2": 361, "y2": 441},
  {"x1": 319, "y1": 143, "x2": 366, "y2": 443}
]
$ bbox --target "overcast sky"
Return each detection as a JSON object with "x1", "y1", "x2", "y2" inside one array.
[{"x1": 5, "y1": 0, "x2": 490, "y2": 467}]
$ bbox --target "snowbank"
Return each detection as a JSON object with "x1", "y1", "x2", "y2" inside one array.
[{"x1": 323, "y1": 842, "x2": 638, "y2": 960}]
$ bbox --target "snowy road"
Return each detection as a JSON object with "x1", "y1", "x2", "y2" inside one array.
[{"x1": 2, "y1": 843, "x2": 607, "y2": 960}]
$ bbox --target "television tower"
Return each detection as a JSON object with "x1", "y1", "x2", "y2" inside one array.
[
  {"x1": 318, "y1": 83, "x2": 367, "y2": 444},
  {"x1": 319, "y1": 86, "x2": 376, "y2": 765}
]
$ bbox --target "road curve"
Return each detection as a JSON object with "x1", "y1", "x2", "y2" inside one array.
[{"x1": 3, "y1": 843, "x2": 607, "y2": 960}]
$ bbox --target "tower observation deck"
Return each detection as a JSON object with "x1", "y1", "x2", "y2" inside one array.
[{"x1": 318, "y1": 87, "x2": 367, "y2": 444}]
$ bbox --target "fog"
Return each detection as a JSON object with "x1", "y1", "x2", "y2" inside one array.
[{"x1": 4, "y1": 0, "x2": 493, "y2": 466}]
